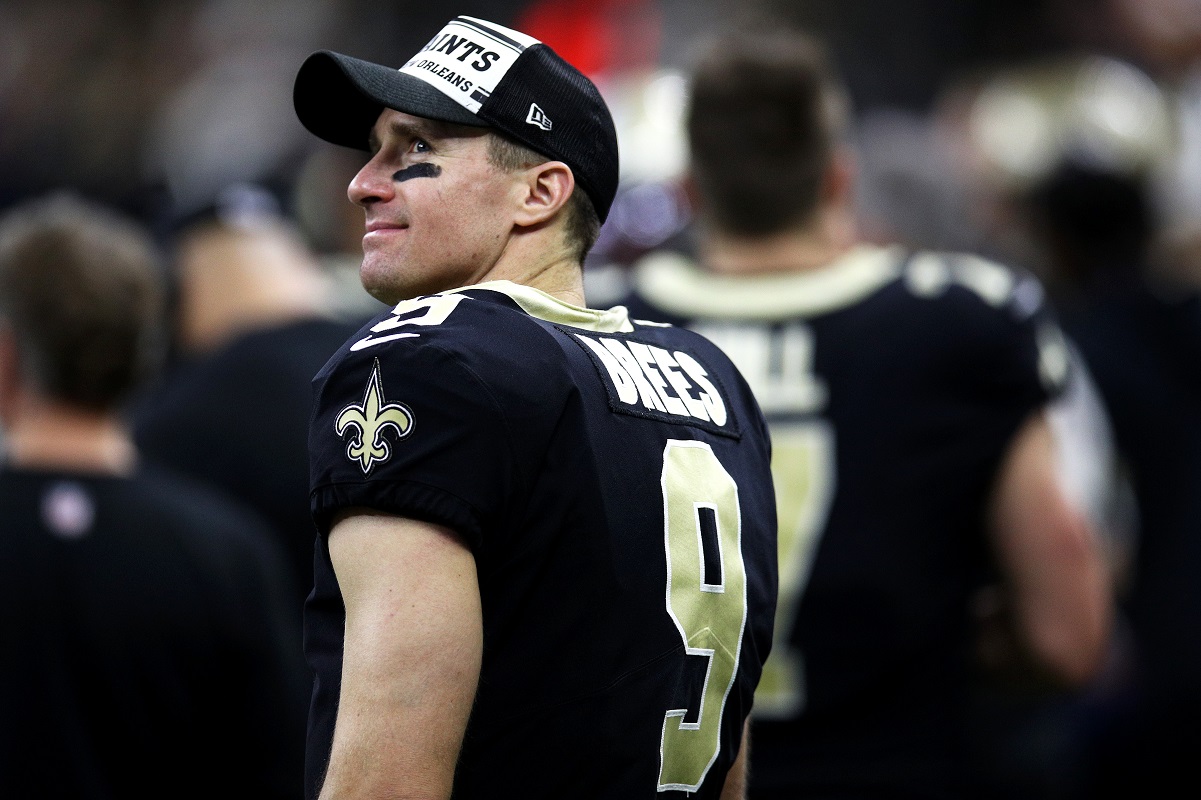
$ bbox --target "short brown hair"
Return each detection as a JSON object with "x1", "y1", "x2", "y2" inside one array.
[
  {"x1": 486, "y1": 133, "x2": 602, "y2": 264},
  {"x1": 687, "y1": 29, "x2": 848, "y2": 236},
  {"x1": 0, "y1": 193, "x2": 165, "y2": 410}
]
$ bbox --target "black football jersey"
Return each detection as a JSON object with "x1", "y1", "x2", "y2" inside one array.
[
  {"x1": 0, "y1": 465, "x2": 309, "y2": 799},
  {"x1": 622, "y1": 245, "x2": 1069, "y2": 797},
  {"x1": 305, "y1": 281, "x2": 777, "y2": 799},
  {"x1": 133, "y1": 316, "x2": 366, "y2": 611}
]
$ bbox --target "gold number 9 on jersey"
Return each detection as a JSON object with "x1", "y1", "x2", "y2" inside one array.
[{"x1": 659, "y1": 440, "x2": 748, "y2": 792}]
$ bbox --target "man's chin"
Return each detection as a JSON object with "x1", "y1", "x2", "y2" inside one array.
[
  {"x1": 358, "y1": 258, "x2": 410, "y2": 305},
  {"x1": 363, "y1": 283, "x2": 401, "y2": 306},
  {"x1": 360, "y1": 271, "x2": 460, "y2": 306},
  {"x1": 359, "y1": 260, "x2": 480, "y2": 305}
]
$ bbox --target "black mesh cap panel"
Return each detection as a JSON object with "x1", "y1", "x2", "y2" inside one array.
[{"x1": 479, "y1": 44, "x2": 619, "y2": 222}]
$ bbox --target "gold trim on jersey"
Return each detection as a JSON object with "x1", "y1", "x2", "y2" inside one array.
[
  {"x1": 630, "y1": 245, "x2": 905, "y2": 320},
  {"x1": 450, "y1": 280, "x2": 636, "y2": 333}
]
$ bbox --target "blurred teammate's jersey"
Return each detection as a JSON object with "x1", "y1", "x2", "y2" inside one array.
[
  {"x1": 134, "y1": 316, "x2": 364, "y2": 608},
  {"x1": 622, "y1": 245, "x2": 1068, "y2": 797},
  {"x1": 305, "y1": 282, "x2": 778, "y2": 798},
  {"x1": 0, "y1": 465, "x2": 308, "y2": 799}
]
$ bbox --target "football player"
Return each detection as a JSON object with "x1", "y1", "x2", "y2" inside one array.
[
  {"x1": 620, "y1": 29, "x2": 1114, "y2": 798},
  {"x1": 0, "y1": 193, "x2": 308, "y2": 798},
  {"x1": 292, "y1": 15, "x2": 778, "y2": 800}
]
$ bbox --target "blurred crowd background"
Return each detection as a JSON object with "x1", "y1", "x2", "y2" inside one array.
[
  {"x1": 2, "y1": 0, "x2": 1199, "y2": 797},
  {"x1": 3, "y1": 0, "x2": 1201, "y2": 282}
]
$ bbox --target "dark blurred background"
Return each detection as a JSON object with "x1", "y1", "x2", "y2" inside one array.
[{"x1": 4, "y1": 0, "x2": 1198, "y2": 279}]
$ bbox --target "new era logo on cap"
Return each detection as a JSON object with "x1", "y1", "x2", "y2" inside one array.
[
  {"x1": 401, "y1": 17, "x2": 539, "y2": 115},
  {"x1": 526, "y1": 103, "x2": 552, "y2": 131}
]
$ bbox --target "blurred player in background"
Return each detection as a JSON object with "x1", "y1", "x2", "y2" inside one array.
[
  {"x1": 0, "y1": 193, "x2": 308, "y2": 798},
  {"x1": 946, "y1": 51, "x2": 1200, "y2": 796},
  {"x1": 133, "y1": 184, "x2": 367, "y2": 615},
  {"x1": 621, "y1": 30, "x2": 1113, "y2": 799},
  {"x1": 1022, "y1": 158, "x2": 1201, "y2": 799}
]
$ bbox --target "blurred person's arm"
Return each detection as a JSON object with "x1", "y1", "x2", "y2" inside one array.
[
  {"x1": 720, "y1": 720, "x2": 751, "y2": 800},
  {"x1": 1046, "y1": 346, "x2": 1137, "y2": 590},
  {"x1": 982, "y1": 410, "x2": 1113, "y2": 686},
  {"x1": 319, "y1": 509, "x2": 482, "y2": 800}
]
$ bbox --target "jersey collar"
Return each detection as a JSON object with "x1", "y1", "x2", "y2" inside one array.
[
  {"x1": 450, "y1": 280, "x2": 635, "y2": 333},
  {"x1": 631, "y1": 244, "x2": 904, "y2": 320}
]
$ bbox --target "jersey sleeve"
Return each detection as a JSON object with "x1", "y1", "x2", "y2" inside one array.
[
  {"x1": 951, "y1": 265, "x2": 1070, "y2": 413},
  {"x1": 911, "y1": 257, "x2": 1073, "y2": 491},
  {"x1": 308, "y1": 338, "x2": 516, "y2": 551}
]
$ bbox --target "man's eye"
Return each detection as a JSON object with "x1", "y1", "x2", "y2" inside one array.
[{"x1": 412, "y1": 139, "x2": 431, "y2": 153}]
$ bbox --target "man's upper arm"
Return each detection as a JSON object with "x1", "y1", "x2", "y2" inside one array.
[
  {"x1": 720, "y1": 719, "x2": 751, "y2": 800},
  {"x1": 318, "y1": 510, "x2": 483, "y2": 800},
  {"x1": 986, "y1": 410, "x2": 1113, "y2": 686}
]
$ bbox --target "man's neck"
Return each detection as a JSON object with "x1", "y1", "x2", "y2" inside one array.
[
  {"x1": 179, "y1": 224, "x2": 335, "y2": 354},
  {"x1": 471, "y1": 230, "x2": 587, "y2": 307},
  {"x1": 700, "y1": 208, "x2": 858, "y2": 277},
  {"x1": 3, "y1": 399, "x2": 136, "y2": 475}
]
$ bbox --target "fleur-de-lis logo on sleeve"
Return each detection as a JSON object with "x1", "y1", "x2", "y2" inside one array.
[{"x1": 335, "y1": 359, "x2": 415, "y2": 473}]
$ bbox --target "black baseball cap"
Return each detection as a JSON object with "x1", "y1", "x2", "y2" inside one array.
[{"x1": 293, "y1": 15, "x2": 619, "y2": 222}]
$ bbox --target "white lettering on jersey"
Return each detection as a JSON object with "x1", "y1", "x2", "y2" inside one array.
[
  {"x1": 577, "y1": 334, "x2": 727, "y2": 426},
  {"x1": 350, "y1": 294, "x2": 466, "y2": 351},
  {"x1": 628, "y1": 342, "x2": 690, "y2": 417},
  {"x1": 577, "y1": 336, "x2": 639, "y2": 404},
  {"x1": 601, "y1": 339, "x2": 667, "y2": 412},
  {"x1": 673, "y1": 351, "x2": 727, "y2": 426},
  {"x1": 691, "y1": 322, "x2": 826, "y2": 416},
  {"x1": 653, "y1": 347, "x2": 711, "y2": 421},
  {"x1": 349, "y1": 332, "x2": 419, "y2": 351}
]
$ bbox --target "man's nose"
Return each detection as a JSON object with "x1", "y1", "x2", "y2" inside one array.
[{"x1": 348, "y1": 156, "x2": 395, "y2": 207}]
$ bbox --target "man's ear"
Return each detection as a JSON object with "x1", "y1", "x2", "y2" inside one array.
[
  {"x1": 821, "y1": 146, "x2": 856, "y2": 209},
  {"x1": 513, "y1": 162, "x2": 574, "y2": 228}
]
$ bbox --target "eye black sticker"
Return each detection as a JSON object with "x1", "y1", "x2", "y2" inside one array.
[{"x1": 393, "y1": 163, "x2": 442, "y2": 182}]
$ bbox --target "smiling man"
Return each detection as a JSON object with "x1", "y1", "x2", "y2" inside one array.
[{"x1": 292, "y1": 16, "x2": 778, "y2": 800}]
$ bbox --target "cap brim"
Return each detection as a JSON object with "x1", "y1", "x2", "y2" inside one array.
[{"x1": 294, "y1": 51, "x2": 484, "y2": 151}]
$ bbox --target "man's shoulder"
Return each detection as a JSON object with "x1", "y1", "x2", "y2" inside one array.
[
  {"x1": 132, "y1": 465, "x2": 278, "y2": 539},
  {"x1": 894, "y1": 249, "x2": 1049, "y2": 322},
  {"x1": 314, "y1": 283, "x2": 770, "y2": 445},
  {"x1": 319, "y1": 289, "x2": 575, "y2": 396},
  {"x1": 623, "y1": 245, "x2": 1048, "y2": 326},
  {"x1": 623, "y1": 245, "x2": 906, "y2": 323},
  {"x1": 222, "y1": 316, "x2": 366, "y2": 370},
  {"x1": 130, "y1": 466, "x2": 298, "y2": 587},
  {"x1": 312, "y1": 288, "x2": 595, "y2": 462},
  {"x1": 0, "y1": 465, "x2": 282, "y2": 568},
  {"x1": 343, "y1": 288, "x2": 563, "y2": 354}
]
